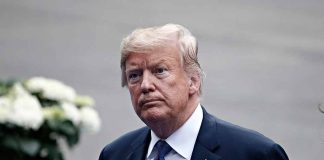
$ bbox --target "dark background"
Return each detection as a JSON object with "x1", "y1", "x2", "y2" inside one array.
[{"x1": 1, "y1": 0, "x2": 324, "y2": 159}]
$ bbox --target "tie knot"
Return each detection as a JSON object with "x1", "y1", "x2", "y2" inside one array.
[{"x1": 154, "y1": 140, "x2": 172, "y2": 160}]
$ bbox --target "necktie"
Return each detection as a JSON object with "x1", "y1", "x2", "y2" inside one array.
[{"x1": 154, "y1": 140, "x2": 172, "y2": 160}]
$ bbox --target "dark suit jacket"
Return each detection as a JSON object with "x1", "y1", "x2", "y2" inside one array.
[{"x1": 99, "y1": 108, "x2": 289, "y2": 160}]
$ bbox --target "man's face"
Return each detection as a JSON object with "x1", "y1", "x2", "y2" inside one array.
[{"x1": 125, "y1": 41, "x2": 193, "y2": 127}]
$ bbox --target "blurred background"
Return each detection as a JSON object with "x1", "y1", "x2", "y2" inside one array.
[{"x1": 1, "y1": 0, "x2": 324, "y2": 159}]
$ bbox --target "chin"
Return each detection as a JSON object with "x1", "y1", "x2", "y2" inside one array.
[{"x1": 140, "y1": 108, "x2": 167, "y2": 123}]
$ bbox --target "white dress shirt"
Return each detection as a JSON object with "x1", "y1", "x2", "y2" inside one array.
[{"x1": 146, "y1": 104, "x2": 203, "y2": 160}]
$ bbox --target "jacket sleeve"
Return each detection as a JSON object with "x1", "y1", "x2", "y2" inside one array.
[
  {"x1": 98, "y1": 145, "x2": 109, "y2": 160},
  {"x1": 268, "y1": 144, "x2": 289, "y2": 160}
]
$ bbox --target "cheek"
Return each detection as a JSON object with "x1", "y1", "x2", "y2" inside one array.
[
  {"x1": 129, "y1": 92, "x2": 141, "y2": 115},
  {"x1": 161, "y1": 79, "x2": 189, "y2": 103},
  {"x1": 128, "y1": 87, "x2": 140, "y2": 104}
]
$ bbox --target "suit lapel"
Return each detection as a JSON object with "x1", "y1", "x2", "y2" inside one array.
[
  {"x1": 191, "y1": 108, "x2": 222, "y2": 160},
  {"x1": 125, "y1": 108, "x2": 222, "y2": 160},
  {"x1": 191, "y1": 143, "x2": 222, "y2": 160},
  {"x1": 126, "y1": 127, "x2": 151, "y2": 160}
]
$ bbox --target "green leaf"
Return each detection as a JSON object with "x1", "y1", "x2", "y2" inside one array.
[
  {"x1": 20, "y1": 138, "x2": 41, "y2": 157},
  {"x1": 44, "y1": 143, "x2": 64, "y2": 160},
  {"x1": 58, "y1": 120, "x2": 80, "y2": 147},
  {"x1": 0, "y1": 82, "x2": 9, "y2": 96},
  {"x1": 0, "y1": 79, "x2": 17, "y2": 96},
  {"x1": 45, "y1": 119, "x2": 80, "y2": 148},
  {"x1": 0, "y1": 135, "x2": 19, "y2": 151},
  {"x1": 47, "y1": 118, "x2": 61, "y2": 131},
  {"x1": 31, "y1": 92, "x2": 60, "y2": 107}
]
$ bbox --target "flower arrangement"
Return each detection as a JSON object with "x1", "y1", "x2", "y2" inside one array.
[{"x1": 0, "y1": 77, "x2": 101, "y2": 160}]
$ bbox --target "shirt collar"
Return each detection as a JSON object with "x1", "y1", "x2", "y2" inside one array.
[{"x1": 146, "y1": 104, "x2": 203, "y2": 159}]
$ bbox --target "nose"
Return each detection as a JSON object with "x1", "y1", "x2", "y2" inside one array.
[{"x1": 140, "y1": 71, "x2": 155, "y2": 94}]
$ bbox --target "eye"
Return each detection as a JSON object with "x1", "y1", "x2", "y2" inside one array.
[
  {"x1": 127, "y1": 70, "x2": 142, "y2": 83},
  {"x1": 154, "y1": 67, "x2": 168, "y2": 77},
  {"x1": 156, "y1": 68, "x2": 166, "y2": 74},
  {"x1": 129, "y1": 73, "x2": 138, "y2": 79}
]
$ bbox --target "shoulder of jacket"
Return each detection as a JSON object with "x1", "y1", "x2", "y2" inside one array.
[{"x1": 100, "y1": 126, "x2": 149, "y2": 153}]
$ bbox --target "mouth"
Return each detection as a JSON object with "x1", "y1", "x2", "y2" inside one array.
[{"x1": 140, "y1": 99, "x2": 163, "y2": 108}]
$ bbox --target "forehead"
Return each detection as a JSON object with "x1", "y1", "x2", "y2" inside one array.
[{"x1": 125, "y1": 44, "x2": 181, "y2": 68}]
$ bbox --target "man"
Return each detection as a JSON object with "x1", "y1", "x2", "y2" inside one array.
[{"x1": 99, "y1": 24, "x2": 289, "y2": 160}]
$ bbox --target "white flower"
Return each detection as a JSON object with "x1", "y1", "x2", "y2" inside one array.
[
  {"x1": 8, "y1": 92, "x2": 44, "y2": 130},
  {"x1": 61, "y1": 102, "x2": 81, "y2": 125},
  {"x1": 74, "y1": 95, "x2": 95, "y2": 107},
  {"x1": 0, "y1": 97, "x2": 11, "y2": 123},
  {"x1": 42, "y1": 106, "x2": 65, "y2": 120},
  {"x1": 25, "y1": 77, "x2": 76, "y2": 102},
  {"x1": 80, "y1": 107, "x2": 101, "y2": 133},
  {"x1": 12, "y1": 82, "x2": 29, "y2": 97}
]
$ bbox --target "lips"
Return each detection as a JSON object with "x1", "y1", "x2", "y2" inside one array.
[{"x1": 139, "y1": 98, "x2": 163, "y2": 107}]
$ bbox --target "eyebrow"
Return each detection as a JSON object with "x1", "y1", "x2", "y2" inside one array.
[
  {"x1": 125, "y1": 68, "x2": 141, "y2": 73},
  {"x1": 125, "y1": 58, "x2": 171, "y2": 72}
]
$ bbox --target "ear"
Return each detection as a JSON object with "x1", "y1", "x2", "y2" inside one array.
[{"x1": 188, "y1": 75, "x2": 200, "y2": 95}]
